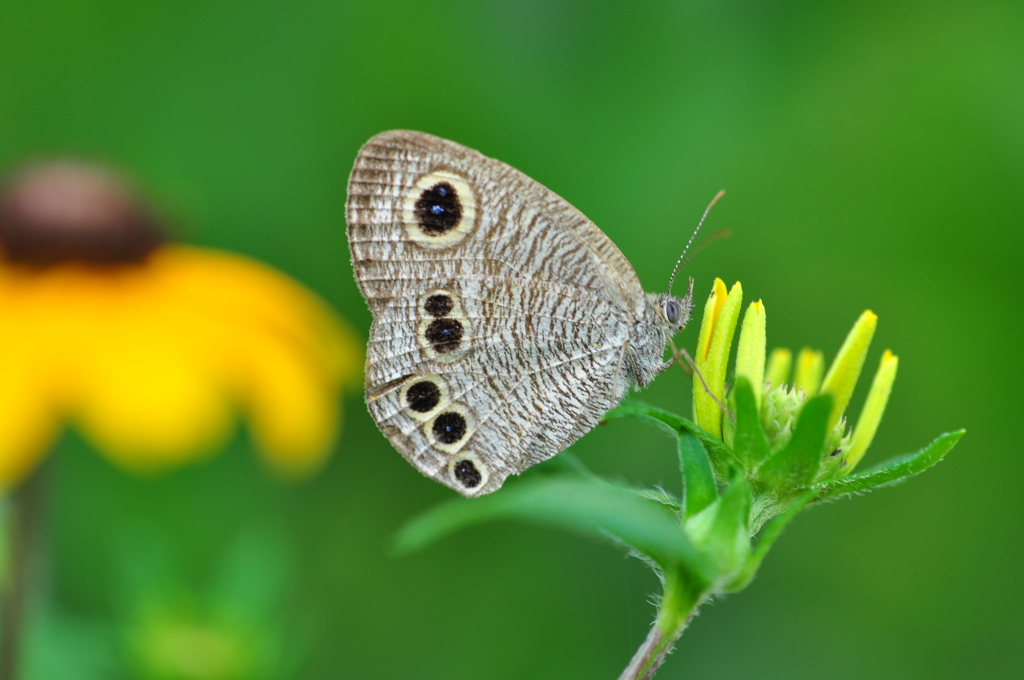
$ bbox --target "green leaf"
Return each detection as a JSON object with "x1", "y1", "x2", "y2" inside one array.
[
  {"x1": 814, "y1": 430, "x2": 964, "y2": 499},
  {"x1": 708, "y1": 476, "x2": 751, "y2": 573},
  {"x1": 684, "y1": 476, "x2": 751, "y2": 580},
  {"x1": 677, "y1": 420, "x2": 734, "y2": 474},
  {"x1": 724, "y1": 489, "x2": 815, "y2": 592},
  {"x1": 606, "y1": 400, "x2": 733, "y2": 473},
  {"x1": 757, "y1": 395, "x2": 832, "y2": 488},
  {"x1": 731, "y1": 377, "x2": 771, "y2": 470},
  {"x1": 636, "y1": 488, "x2": 682, "y2": 513},
  {"x1": 393, "y1": 476, "x2": 715, "y2": 582},
  {"x1": 679, "y1": 433, "x2": 717, "y2": 518},
  {"x1": 605, "y1": 400, "x2": 689, "y2": 434},
  {"x1": 535, "y1": 449, "x2": 597, "y2": 478}
]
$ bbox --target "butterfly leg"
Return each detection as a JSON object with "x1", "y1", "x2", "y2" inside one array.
[
  {"x1": 665, "y1": 338, "x2": 692, "y2": 377},
  {"x1": 666, "y1": 340, "x2": 735, "y2": 420}
]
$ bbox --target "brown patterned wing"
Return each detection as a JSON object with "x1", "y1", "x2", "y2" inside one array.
[{"x1": 346, "y1": 131, "x2": 644, "y2": 496}]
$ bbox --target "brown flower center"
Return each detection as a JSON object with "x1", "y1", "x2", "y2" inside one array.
[{"x1": 0, "y1": 161, "x2": 164, "y2": 267}]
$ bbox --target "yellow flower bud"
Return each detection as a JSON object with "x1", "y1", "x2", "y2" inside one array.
[
  {"x1": 819, "y1": 310, "x2": 877, "y2": 435},
  {"x1": 793, "y1": 348, "x2": 825, "y2": 396},
  {"x1": 735, "y1": 301, "x2": 766, "y2": 412},
  {"x1": 694, "y1": 279, "x2": 742, "y2": 439},
  {"x1": 846, "y1": 350, "x2": 899, "y2": 471}
]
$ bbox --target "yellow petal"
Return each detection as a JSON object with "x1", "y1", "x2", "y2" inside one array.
[
  {"x1": 154, "y1": 247, "x2": 362, "y2": 389},
  {"x1": 819, "y1": 310, "x2": 878, "y2": 434},
  {"x1": 845, "y1": 350, "x2": 899, "y2": 472},
  {"x1": 75, "y1": 331, "x2": 233, "y2": 471},
  {"x1": 0, "y1": 357, "x2": 58, "y2": 488},
  {"x1": 694, "y1": 281, "x2": 742, "y2": 439},
  {"x1": 735, "y1": 300, "x2": 766, "y2": 411},
  {"x1": 693, "y1": 278, "x2": 727, "y2": 429},
  {"x1": 0, "y1": 247, "x2": 360, "y2": 482},
  {"x1": 695, "y1": 278, "x2": 728, "y2": 363},
  {"x1": 223, "y1": 330, "x2": 341, "y2": 478},
  {"x1": 765, "y1": 348, "x2": 792, "y2": 388},
  {"x1": 793, "y1": 348, "x2": 825, "y2": 396}
]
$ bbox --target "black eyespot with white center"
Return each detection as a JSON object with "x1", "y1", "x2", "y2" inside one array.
[
  {"x1": 432, "y1": 411, "x2": 467, "y2": 445},
  {"x1": 405, "y1": 380, "x2": 441, "y2": 413},
  {"x1": 665, "y1": 299, "x2": 681, "y2": 325},
  {"x1": 423, "y1": 293, "x2": 454, "y2": 318},
  {"x1": 453, "y1": 459, "x2": 482, "y2": 488},
  {"x1": 414, "y1": 182, "x2": 461, "y2": 235},
  {"x1": 424, "y1": 318, "x2": 463, "y2": 353}
]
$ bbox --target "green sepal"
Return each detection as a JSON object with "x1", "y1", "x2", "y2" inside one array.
[
  {"x1": 814, "y1": 430, "x2": 964, "y2": 500},
  {"x1": 730, "y1": 377, "x2": 772, "y2": 470},
  {"x1": 679, "y1": 432, "x2": 717, "y2": 518},
  {"x1": 756, "y1": 395, "x2": 832, "y2": 488},
  {"x1": 392, "y1": 475, "x2": 715, "y2": 583},
  {"x1": 724, "y1": 489, "x2": 815, "y2": 592},
  {"x1": 684, "y1": 475, "x2": 751, "y2": 581}
]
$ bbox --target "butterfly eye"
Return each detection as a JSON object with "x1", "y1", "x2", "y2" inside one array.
[{"x1": 665, "y1": 299, "x2": 681, "y2": 325}]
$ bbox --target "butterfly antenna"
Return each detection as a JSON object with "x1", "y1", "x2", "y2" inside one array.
[
  {"x1": 679, "y1": 228, "x2": 731, "y2": 271},
  {"x1": 667, "y1": 190, "x2": 726, "y2": 295}
]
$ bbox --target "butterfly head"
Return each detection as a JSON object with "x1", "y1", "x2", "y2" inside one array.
[{"x1": 647, "y1": 277, "x2": 694, "y2": 335}]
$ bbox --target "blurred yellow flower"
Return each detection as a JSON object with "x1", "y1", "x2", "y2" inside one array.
[{"x1": 0, "y1": 160, "x2": 361, "y2": 488}]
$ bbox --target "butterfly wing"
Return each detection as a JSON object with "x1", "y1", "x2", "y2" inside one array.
[{"x1": 347, "y1": 131, "x2": 646, "y2": 496}]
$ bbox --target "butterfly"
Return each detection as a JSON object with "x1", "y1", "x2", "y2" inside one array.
[{"x1": 346, "y1": 131, "x2": 695, "y2": 497}]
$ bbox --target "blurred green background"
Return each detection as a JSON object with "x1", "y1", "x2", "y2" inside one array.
[{"x1": 1, "y1": 0, "x2": 1021, "y2": 678}]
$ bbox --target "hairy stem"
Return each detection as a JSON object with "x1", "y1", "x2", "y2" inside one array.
[
  {"x1": 618, "y1": 570, "x2": 707, "y2": 680},
  {"x1": 1, "y1": 464, "x2": 49, "y2": 680}
]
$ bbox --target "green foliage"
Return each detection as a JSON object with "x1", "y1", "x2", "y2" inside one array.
[
  {"x1": 397, "y1": 396, "x2": 961, "y2": 677},
  {"x1": 677, "y1": 433, "x2": 716, "y2": 518},
  {"x1": 5, "y1": 522, "x2": 304, "y2": 680},
  {"x1": 394, "y1": 474, "x2": 715, "y2": 585},
  {"x1": 814, "y1": 431, "x2": 965, "y2": 500},
  {"x1": 728, "y1": 378, "x2": 771, "y2": 469},
  {"x1": 400, "y1": 395, "x2": 961, "y2": 579},
  {"x1": 757, "y1": 394, "x2": 833, "y2": 488}
]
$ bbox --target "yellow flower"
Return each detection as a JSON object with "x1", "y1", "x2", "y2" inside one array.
[
  {"x1": 0, "y1": 160, "x2": 361, "y2": 488},
  {"x1": 693, "y1": 279, "x2": 897, "y2": 475}
]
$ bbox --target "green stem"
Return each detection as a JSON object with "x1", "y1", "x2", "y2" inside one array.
[
  {"x1": 0, "y1": 464, "x2": 49, "y2": 680},
  {"x1": 617, "y1": 569, "x2": 707, "y2": 680}
]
